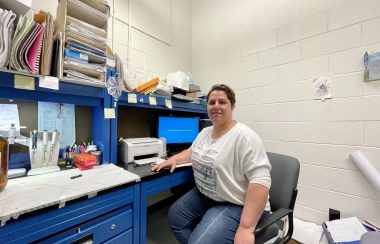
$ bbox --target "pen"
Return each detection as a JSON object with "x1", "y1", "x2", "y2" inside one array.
[{"x1": 70, "y1": 174, "x2": 82, "y2": 179}]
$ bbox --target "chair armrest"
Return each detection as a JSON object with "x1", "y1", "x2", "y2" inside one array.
[{"x1": 254, "y1": 208, "x2": 293, "y2": 235}]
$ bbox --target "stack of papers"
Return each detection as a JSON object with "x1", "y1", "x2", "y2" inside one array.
[
  {"x1": 9, "y1": 15, "x2": 45, "y2": 73},
  {"x1": 34, "y1": 11, "x2": 55, "y2": 76},
  {"x1": 0, "y1": 9, "x2": 16, "y2": 68},
  {"x1": 61, "y1": 0, "x2": 109, "y2": 85},
  {"x1": 323, "y1": 217, "x2": 368, "y2": 243}
]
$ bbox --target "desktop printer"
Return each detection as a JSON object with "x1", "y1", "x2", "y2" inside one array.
[{"x1": 119, "y1": 137, "x2": 165, "y2": 164}]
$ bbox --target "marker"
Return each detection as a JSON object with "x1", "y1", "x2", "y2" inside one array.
[{"x1": 70, "y1": 174, "x2": 82, "y2": 179}]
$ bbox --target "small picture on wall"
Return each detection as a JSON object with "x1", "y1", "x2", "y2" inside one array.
[{"x1": 364, "y1": 51, "x2": 380, "y2": 82}]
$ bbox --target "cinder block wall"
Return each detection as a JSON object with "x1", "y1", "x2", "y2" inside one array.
[{"x1": 192, "y1": 0, "x2": 380, "y2": 224}]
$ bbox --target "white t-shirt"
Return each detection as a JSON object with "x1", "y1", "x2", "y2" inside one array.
[{"x1": 190, "y1": 122, "x2": 271, "y2": 210}]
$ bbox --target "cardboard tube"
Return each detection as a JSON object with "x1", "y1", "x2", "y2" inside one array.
[{"x1": 350, "y1": 151, "x2": 380, "y2": 192}]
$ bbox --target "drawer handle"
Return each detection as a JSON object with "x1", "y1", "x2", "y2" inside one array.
[{"x1": 111, "y1": 223, "x2": 116, "y2": 230}]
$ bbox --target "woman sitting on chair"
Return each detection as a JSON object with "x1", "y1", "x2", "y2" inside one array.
[{"x1": 152, "y1": 84, "x2": 271, "y2": 244}]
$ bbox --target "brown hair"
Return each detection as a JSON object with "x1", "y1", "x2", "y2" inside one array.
[{"x1": 206, "y1": 84, "x2": 236, "y2": 107}]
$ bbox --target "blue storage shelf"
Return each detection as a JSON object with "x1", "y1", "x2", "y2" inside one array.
[
  {"x1": 0, "y1": 70, "x2": 105, "y2": 106},
  {"x1": 0, "y1": 69, "x2": 111, "y2": 164},
  {"x1": 118, "y1": 92, "x2": 207, "y2": 114}
]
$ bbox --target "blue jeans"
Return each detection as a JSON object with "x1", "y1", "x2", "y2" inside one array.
[{"x1": 168, "y1": 187, "x2": 269, "y2": 244}]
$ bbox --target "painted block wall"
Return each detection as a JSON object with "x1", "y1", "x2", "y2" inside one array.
[{"x1": 192, "y1": 0, "x2": 380, "y2": 224}]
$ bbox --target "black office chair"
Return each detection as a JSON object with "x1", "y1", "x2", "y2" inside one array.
[{"x1": 255, "y1": 152, "x2": 300, "y2": 244}]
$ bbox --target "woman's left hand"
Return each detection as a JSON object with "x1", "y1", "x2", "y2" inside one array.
[{"x1": 234, "y1": 226, "x2": 255, "y2": 244}]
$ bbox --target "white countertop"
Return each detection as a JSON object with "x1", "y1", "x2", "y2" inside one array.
[{"x1": 0, "y1": 164, "x2": 140, "y2": 226}]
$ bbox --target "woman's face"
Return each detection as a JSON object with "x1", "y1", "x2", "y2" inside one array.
[{"x1": 207, "y1": 90, "x2": 234, "y2": 126}]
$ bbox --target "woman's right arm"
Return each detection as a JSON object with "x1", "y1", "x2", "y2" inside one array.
[{"x1": 151, "y1": 149, "x2": 192, "y2": 173}]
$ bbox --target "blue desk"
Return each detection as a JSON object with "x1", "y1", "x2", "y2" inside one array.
[{"x1": 123, "y1": 163, "x2": 194, "y2": 244}]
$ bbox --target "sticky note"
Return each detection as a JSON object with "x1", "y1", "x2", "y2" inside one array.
[
  {"x1": 104, "y1": 108, "x2": 116, "y2": 119},
  {"x1": 128, "y1": 93, "x2": 137, "y2": 103},
  {"x1": 14, "y1": 75, "x2": 35, "y2": 90},
  {"x1": 165, "y1": 99, "x2": 172, "y2": 109},
  {"x1": 39, "y1": 76, "x2": 59, "y2": 90},
  {"x1": 149, "y1": 96, "x2": 157, "y2": 105}
]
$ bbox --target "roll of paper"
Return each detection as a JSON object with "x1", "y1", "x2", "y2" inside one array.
[{"x1": 350, "y1": 151, "x2": 380, "y2": 192}]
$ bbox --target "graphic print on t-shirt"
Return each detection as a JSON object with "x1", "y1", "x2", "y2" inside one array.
[{"x1": 192, "y1": 140, "x2": 219, "y2": 199}]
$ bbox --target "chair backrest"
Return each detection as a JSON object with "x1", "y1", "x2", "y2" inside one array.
[{"x1": 267, "y1": 152, "x2": 300, "y2": 212}]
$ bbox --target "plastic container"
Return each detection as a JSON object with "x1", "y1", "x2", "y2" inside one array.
[
  {"x1": 74, "y1": 153, "x2": 96, "y2": 170},
  {"x1": 0, "y1": 136, "x2": 9, "y2": 192}
]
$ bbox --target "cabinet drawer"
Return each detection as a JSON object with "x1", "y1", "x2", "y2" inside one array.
[
  {"x1": 54, "y1": 209, "x2": 133, "y2": 244},
  {"x1": 92, "y1": 209, "x2": 132, "y2": 243},
  {"x1": 103, "y1": 229, "x2": 132, "y2": 244}
]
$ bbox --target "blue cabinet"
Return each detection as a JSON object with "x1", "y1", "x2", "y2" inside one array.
[{"x1": 0, "y1": 185, "x2": 139, "y2": 244}]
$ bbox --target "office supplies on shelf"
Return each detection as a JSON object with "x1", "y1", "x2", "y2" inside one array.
[
  {"x1": 66, "y1": 19, "x2": 107, "y2": 43},
  {"x1": 66, "y1": 38, "x2": 106, "y2": 57},
  {"x1": 166, "y1": 71, "x2": 190, "y2": 91},
  {"x1": 57, "y1": 0, "x2": 109, "y2": 84},
  {"x1": 31, "y1": 130, "x2": 38, "y2": 165},
  {"x1": 322, "y1": 217, "x2": 368, "y2": 244},
  {"x1": 49, "y1": 129, "x2": 57, "y2": 162},
  {"x1": 28, "y1": 129, "x2": 60, "y2": 175},
  {"x1": 9, "y1": 15, "x2": 45, "y2": 74},
  {"x1": 134, "y1": 77, "x2": 159, "y2": 93},
  {"x1": 34, "y1": 10, "x2": 55, "y2": 76},
  {"x1": 74, "y1": 153, "x2": 96, "y2": 170},
  {"x1": 66, "y1": 15, "x2": 106, "y2": 39},
  {"x1": 119, "y1": 137, "x2": 165, "y2": 164},
  {"x1": 42, "y1": 130, "x2": 48, "y2": 166},
  {"x1": 64, "y1": 69, "x2": 104, "y2": 86},
  {"x1": 64, "y1": 48, "x2": 89, "y2": 63}
]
